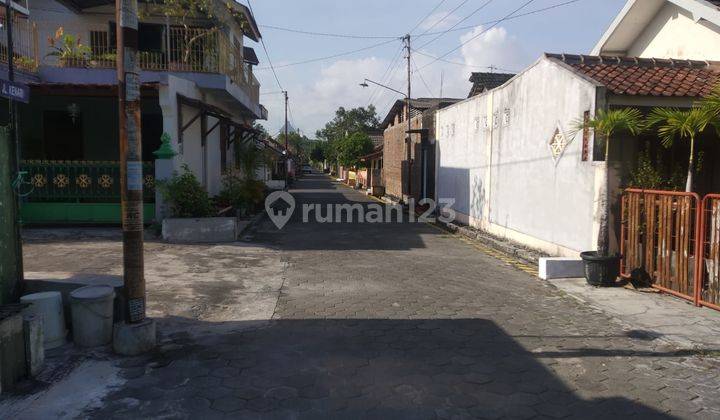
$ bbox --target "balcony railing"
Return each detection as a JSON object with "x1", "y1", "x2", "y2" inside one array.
[
  {"x1": 2, "y1": 21, "x2": 260, "y2": 103},
  {"x1": 0, "y1": 15, "x2": 39, "y2": 72}
]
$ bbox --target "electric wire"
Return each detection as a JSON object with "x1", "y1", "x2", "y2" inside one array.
[
  {"x1": 257, "y1": 38, "x2": 399, "y2": 70},
  {"x1": 414, "y1": 0, "x2": 469, "y2": 37},
  {"x1": 417, "y1": 0, "x2": 537, "y2": 71},
  {"x1": 407, "y1": 0, "x2": 449, "y2": 35},
  {"x1": 415, "y1": 0, "x2": 494, "y2": 50},
  {"x1": 247, "y1": 0, "x2": 284, "y2": 91}
]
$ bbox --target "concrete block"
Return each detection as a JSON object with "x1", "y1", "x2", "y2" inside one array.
[
  {"x1": 539, "y1": 257, "x2": 585, "y2": 280},
  {"x1": 113, "y1": 319, "x2": 157, "y2": 356},
  {"x1": 23, "y1": 314, "x2": 44, "y2": 377},
  {"x1": 162, "y1": 217, "x2": 238, "y2": 243}
]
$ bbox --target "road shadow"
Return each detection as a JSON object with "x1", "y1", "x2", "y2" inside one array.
[{"x1": 89, "y1": 317, "x2": 678, "y2": 419}]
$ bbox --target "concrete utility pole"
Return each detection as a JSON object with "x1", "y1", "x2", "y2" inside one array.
[
  {"x1": 1, "y1": 2, "x2": 23, "y2": 304},
  {"x1": 283, "y1": 90, "x2": 289, "y2": 187},
  {"x1": 116, "y1": 0, "x2": 145, "y2": 324},
  {"x1": 113, "y1": 0, "x2": 155, "y2": 355},
  {"x1": 404, "y1": 34, "x2": 412, "y2": 200}
]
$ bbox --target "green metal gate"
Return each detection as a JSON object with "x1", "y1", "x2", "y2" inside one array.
[
  {"x1": 1, "y1": 127, "x2": 21, "y2": 304},
  {"x1": 19, "y1": 160, "x2": 155, "y2": 224}
]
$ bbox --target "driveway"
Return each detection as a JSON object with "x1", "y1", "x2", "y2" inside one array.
[{"x1": 15, "y1": 174, "x2": 720, "y2": 418}]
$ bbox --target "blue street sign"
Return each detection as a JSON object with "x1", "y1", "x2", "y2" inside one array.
[{"x1": 0, "y1": 79, "x2": 29, "y2": 103}]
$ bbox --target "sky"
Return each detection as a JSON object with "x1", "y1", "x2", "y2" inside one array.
[{"x1": 245, "y1": 0, "x2": 628, "y2": 137}]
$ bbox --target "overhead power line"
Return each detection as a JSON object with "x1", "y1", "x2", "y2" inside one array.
[
  {"x1": 247, "y1": 0, "x2": 284, "y2": 91},
  {"x1": 412, "y1": 49, "x2": 518, "y2": 73},
  {"x1": 412, "y1": 56, "x2": 436, "y2": 98},
  {"x1": 407, "y1": 0, "x2": 449, "y2": 34},
  {"x1": 258, "y1": 24, "x2": 399, "y2": 40},
  {"x1": 418, "y1": 0, "x2": 537, "y2": 71},
  {"x1": 253, "y1": 0, "x2": 582, "y2": 42},
  {"x1": 415, "y1": 0, "x2": 470, "y2": 37},
  {"x1": 367, "y1": 43, "x2": 405, "y2": 106},
  {"x1": 257, "y1": 38, "x2": 399, "y2": 70},
  {"x1": 417, "y1": 0, "x2": 582, "y2": 37},
  {"x1": 416, "y1": 0, "x2": 494, "y2": 50}
]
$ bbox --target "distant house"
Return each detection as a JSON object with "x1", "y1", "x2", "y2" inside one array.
[
  {"x1": 381, "y1": 98, "x2": 461, "y2": 204},
  {"x1": 467, "y1": 72, "x2": 515, "y2": 97}
]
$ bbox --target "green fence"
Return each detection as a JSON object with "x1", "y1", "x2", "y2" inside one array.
[{"x1": 19, "y1": 160, "x2": 155, "y2": 224}]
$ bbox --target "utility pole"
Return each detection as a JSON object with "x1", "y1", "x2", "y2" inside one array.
[
  {"x1": 283, "y1": 90, "x2": 289, "y2": 187},
  {"x1": 1, "y1": 3, "x2": 23, "y2": 303},
  {"x1": 404, "y1": 34, "x2": 412, "y2": 200},
  {"x1": 117, "y1": 0, "x2": 145, "y2": 324},
  {"x1": 112, "y1": 0, "x2": 155, "y2": 355}
]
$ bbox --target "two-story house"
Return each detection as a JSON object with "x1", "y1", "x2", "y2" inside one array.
[{"x1": 0, "y1": 0, "x2": 267, "y2": 223}]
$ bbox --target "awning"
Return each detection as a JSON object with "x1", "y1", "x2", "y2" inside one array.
[{"x1": 243, "y1": 47, "x2": 259, "y2": 66}]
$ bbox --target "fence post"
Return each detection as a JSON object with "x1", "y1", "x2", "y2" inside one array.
[
  {"x1": 0, "y1": 127, "x2": 22, "y2": 304},
  {"x1": 153, "y1": 132, "x2": 176, "y2": 222}
]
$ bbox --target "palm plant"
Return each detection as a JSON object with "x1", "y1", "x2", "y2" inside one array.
[
  {"x1": 577, "y1": 108, "x2": 644, "y2": 256},
  {"x1": 646, "y1": 107, "x2": 714, "y2": 192},
  {"x1": 701, "y1": 84, "x2": 720, "y2": 119}
]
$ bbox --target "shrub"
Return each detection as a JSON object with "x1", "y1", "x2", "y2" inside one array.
[
  {"x1": 629, "y1": 149, "x2": 664, "y2": 190},
  {"x1": 158, "y1": 165, "x2": 214, "y2": 218},
  {"x1": 218, "y1": 170, "x2": 266, "y2": 216}
]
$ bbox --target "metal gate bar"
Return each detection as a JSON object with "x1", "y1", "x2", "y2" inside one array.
[{"x1": 620, "y1": 188, "x2": 702, "y2": 304}]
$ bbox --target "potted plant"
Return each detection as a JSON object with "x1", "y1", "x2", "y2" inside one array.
[
  {"x1": 46, "y1": 27, "x2": 92, "y2": 67},
  {"x1": 577, "y1": 108, "x2": 643, "y2": 286},
  {"x1": 157, "y1": 165, "x2": 242, "y2": 243}
]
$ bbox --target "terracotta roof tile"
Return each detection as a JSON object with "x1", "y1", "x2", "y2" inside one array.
[{"x1": 546, "y1": 53, "x2": 720, "y2": 97}]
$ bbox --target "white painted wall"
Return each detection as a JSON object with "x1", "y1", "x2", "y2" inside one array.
[
  {"x1": 436, "y1": 57, "x2": 603, "y2": 257},
  {"x1": 627, "y1": 2, "x2": 720, "y2": 60}
]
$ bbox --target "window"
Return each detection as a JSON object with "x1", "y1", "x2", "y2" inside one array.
[{"x1": 90, "y1": 30, "x2": 110, "y2": 56}]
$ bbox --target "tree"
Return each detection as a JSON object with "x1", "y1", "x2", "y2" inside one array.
[
  {"x1": 336, "y1": 132, "x2": 373, "y2": 169},
  {"x1": 646, "y1": 107, "x2": 714, "y2": 192},
  {"x1": 310, "y1": 142, "x2": 326, "y2": 163},
  {"x1": 277, "y1": 131, "x2": 311, "y2": 161},
  {"x1": 316, "y1": 106, "x2": 380, "y2": 172},
  {"x1": 576, "y1": 108, "x2": 643, "y2": 256}
]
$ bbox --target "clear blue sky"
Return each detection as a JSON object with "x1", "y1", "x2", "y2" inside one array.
[{"x1": 245, "y1": 0, "x2": 627, "y2": 136}]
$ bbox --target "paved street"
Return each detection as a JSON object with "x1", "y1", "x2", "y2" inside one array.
[{"x1": 18, "y1": 174, "x2": 720, "y2": 418}]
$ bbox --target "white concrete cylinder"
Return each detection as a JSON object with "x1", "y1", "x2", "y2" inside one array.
[
  {"x1": 21, "y1": 291, "x2": 67, "y2": 350},
  {"x1": 70, "y1": 285, "x2": 115, "y2": 347}
]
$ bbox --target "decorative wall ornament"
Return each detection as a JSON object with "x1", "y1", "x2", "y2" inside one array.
[
  {"x1": 76, "y1": 174, "x2": 92, "y2": 188},
  {"x1": 31, "y1": 173, "x2": 47, "y2": 188},
  {"x1": 144, "y1": 174, "x2": 155, "y2": 189},
  {"x1": 98, "y1": 174, "x2": 113, "y2": 188},
  {"x1": 548, "y1": 121, "x2": 575, "y2": 165},
  {"x1": 53, "y1": 174, "x2": 69, "y2": 188}
]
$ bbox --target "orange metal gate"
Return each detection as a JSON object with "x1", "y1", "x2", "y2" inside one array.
[
  {"x1": 699, "y1": 195, "x2": 720, "y2": 311},
  {"x1": 620, "y1": 189, "x2": 701, "y2": 303}
]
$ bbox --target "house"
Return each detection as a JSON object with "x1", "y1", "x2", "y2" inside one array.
[
  {"x1": 467, "y1": 72, "x2": 515, "y2": 97},
  {"x1": 435, "y1": 0, "x2": 720, "y2": 258},
  {"x1": 380, "y1": 97, "x2": 461, "y2": 205},
  {"x1": 592, "y1": 0, "x2": 720, "y2": 60},
  {"x1": 3, "y1": 0, "x2": 267, "y2": 223}
]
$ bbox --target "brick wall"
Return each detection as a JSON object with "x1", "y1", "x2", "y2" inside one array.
[{"x1": 382, "y1": 109, "x2": 424, "y2": 203}]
